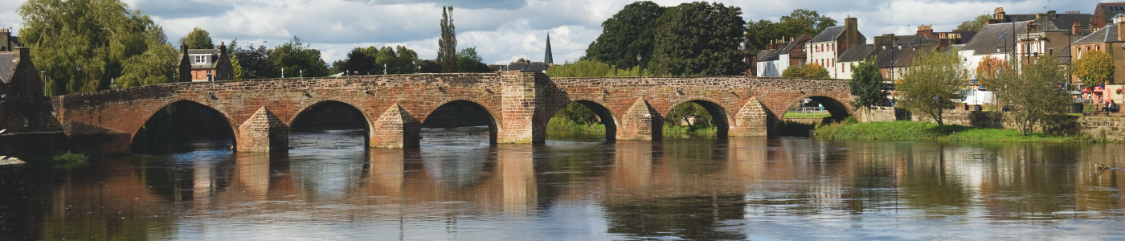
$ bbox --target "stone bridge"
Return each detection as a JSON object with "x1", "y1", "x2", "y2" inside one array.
[{"x1": 50, "y1": 73, "x2": 852, "y2": 153}]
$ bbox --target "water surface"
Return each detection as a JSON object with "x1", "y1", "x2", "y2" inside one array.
[{"x1": 3, "y1": 127, "x2": 1125, "y2": 240}]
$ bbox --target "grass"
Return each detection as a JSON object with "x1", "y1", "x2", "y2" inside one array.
[
  {"x1": 663, "y1": 124, "x2": 717, "y2": 137},
  {"x1": 783, "y1": 112, "x2": 832, "y2": 118},
  {"x1": 814, "y1": 118, "x2": 1100, "y2": 143},
  {"x1": 546, "y1": 118, "x2": 606, "y2": 132}
]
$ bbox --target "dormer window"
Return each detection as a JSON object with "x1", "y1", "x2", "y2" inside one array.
[{"x1": 191, "y1": 54, "x2": 211, "y2": 65}]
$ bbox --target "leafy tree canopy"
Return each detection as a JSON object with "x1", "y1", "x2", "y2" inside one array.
[
  {"x1": 375, "y1": 46, "x2": 420, "y2": 74},
  {"x1": 1073, "y1": 50, "x2": 1114, "y2": 87},
  {"x1": 994, "y1": 55, "x2": 1069, "y2": 135},
  {"x1": 848, "y1": 57, "x2": 887, "y2": 109},
  {"x1": 268, "y1": 36, "x2": 330, "y2": 77},
  {"x1": 896, "y1": 49, "x2": 968, "y2": 130},
  {"x1": 974, "y1": 55, "x2": 1012, "y2": 90},
  {"x1": 546, "y1": 60, "x2": 643, "y2": 77},
  {"x1": 456, "y1": 47, "x2": 492, "y2": 73},
  {"x1": 338, "y1": 47, "x2": 377, "y2": 75},
  {"x1": 233, "y1": 42, "x2": 275, "y2": 79},
  {"x1": 179, "y1": 27, "x2": 214, "y2": 49},
  {"x1": 585, "y1": 1, "x2": 667, "y2": 69},
  {"x1": 19, "y1": 0, "x2": 177, "y2": 95},
  {"x1": 650, "y1": 2, "x2": 746, "y2": 76},
  {"x1": 745, "y1": 9, "x2": 836, "y2": 51},
  {"x1": 782, "y1": 63, "x2": 831, "y2": 79},
  {"x1": 956, "y1": 14, "x2": 994, "y2": 32}
]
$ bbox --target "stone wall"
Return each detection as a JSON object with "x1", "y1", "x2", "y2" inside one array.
[
  {"x1": 44, "y1": 73, "x2": 856, "y2": 153},
  {"x1": 868, "y1": 108, "x2": 1125, "y2": 141}
]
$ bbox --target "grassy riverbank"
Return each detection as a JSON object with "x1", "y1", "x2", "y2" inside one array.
[
  {"x1": 814, "y1": 119, "x2": 1099, "y2": 143},
  {"x1": 547, "y1": 117, "x2": 718, "y2": 137}
]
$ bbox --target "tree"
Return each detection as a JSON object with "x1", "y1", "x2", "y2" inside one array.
[
  {"x1": 375, "y1": 46, "x2": 419, "y2": 74},
  {"x1": 994, "y1": 55, "x2": 1069, "y2": 135},
  {"x1": 650, "y1": 2, "x2": 746, "y2": 76},
  {"x1": 585, "y1": 1, "x2": 667, "y2": 69},
  {"x1": 437, "y1": 6, "x2": 457, "y2": 73},
  {"x1": 19, "y1": 0, "x2": 178, "y2": 95},
  {"x1": 956, "y1": 14, "x2": 994, "y2": 32},
  {"x1": 418, "y1": 60, "x2": 443, "y2": 73},
  {"x1": 455, "y1": 47, "x2": 492, "y2": 73},
  {"x1": 545, "y1": 60, "x2": 642, "y2": 77},
  {"x1": 179, "y1": 27, "x2": 214, "y2": 49},
  {"x1": 339, "y1": 47, "x2": 377, "y2": 75},
  {"x1": 849, "y1": 57, "x2": 887, "y2": 109},
  {"x1": 974, "y1": 55, "x2": 1012, "y2": 90},
  {"x1": 230, "y1": 57, "x2": 244, "y2": 80},
  {"x1": 896, "y1": 49, "x2": 968, "y2": 130},
  {"x1": 1073, "y1": 50, "x2": 1114, "y2": 88},
  {"x1": 268, "y1": 36, "x2": 330, "y2": 77},
  {"x1": 234, "y1": 43, "x2": 275, "y2": 79},
  {"x1": 745, "y1": 9, "x2": 836, "y2": 50},
  {"x1": 781, "y1": 63, "x2": 830, "y2": 79}
]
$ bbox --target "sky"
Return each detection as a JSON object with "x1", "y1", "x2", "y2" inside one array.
[{"x1": 0, "y1": 0, "x2": 1111, "y2": 66}]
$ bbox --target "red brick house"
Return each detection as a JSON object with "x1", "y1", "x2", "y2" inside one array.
[
  {"x1": 178, "y1": 43, "x2": 233, "y2": 82},
  {"x1": 0, "y1": 29, "x2": 62, "y2": 135}
]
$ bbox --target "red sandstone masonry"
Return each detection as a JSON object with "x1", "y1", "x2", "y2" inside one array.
[{"x1": 49, "y1": 73, "x2": 853, "y2": 153}]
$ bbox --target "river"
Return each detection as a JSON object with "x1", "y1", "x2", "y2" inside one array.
[{"x1": 2, "y1": 127, "x2": 1124, "y2": 240}]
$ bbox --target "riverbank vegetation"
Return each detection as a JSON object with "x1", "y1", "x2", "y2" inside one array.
[
  {"x1": 815, "y1": 118, "x2": 1099, "y2": 143},
  {"x1": 547, "y1": 102, "x2": 719, "y2": 137}
]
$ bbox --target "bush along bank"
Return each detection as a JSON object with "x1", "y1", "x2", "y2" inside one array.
[{"x1": 814, "y1": 117, "x2": 1101, "y2": 143}]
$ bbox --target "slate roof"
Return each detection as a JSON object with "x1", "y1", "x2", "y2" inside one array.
[
  {"x1": 875, "y1": 44, "x2": 937, "y2": 68},
  {"x1": 508, "y1": 62, "x2": 550, "y2": 72},
  {"x1": 0, "y1": 53, "x2": 13, "y2": 84},
  {"x1": 894, "y1": 35, "x2": 935, "y2": 46},
  {"x1": 181, "y1": 49, "x2": 224, "y2": 70},
  {"x1": 1006, "y1": 13, "x2": 1093, "y2": 32},
  {"x1": 809, "y1": 26, "x2": 866, "y2": 43},
  {"x1": 757, "y1": 34, "x2": 809, "y2": 61},
  {"x1": 1073, "y1": 24, "x2": 1119, "y2": 45},
  {"x1": 962, "y1": 21, "x2": 1030, "y2": 55},
  {"x1": 837, "y1": 44, "x2": 876, "y2": 62}
]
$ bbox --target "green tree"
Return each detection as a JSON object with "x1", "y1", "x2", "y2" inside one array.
[
  {"x1": 585, "y1": 1, "x2": 667, "y2": 69},
  {"x1": 994, "y1": 55, "x2": 1069, "y2": 135},
  {"x1": 896, "y1": 49, "x2": 968, "y2": 130},
  {"x1": 849, "y1": 57, "x2": 887, "y2": 109},
  {"x1": 19, "y1": 0, "x2": 178, "y2": 95},
  {"x1": 781, "y1": 63, "x2": 830, "y2": 79},
  {"x1": 956, "y1": 14, "x2": 994, "y2": 32},
  {"x1": 268, "y1": 36, "x2": 329, "y2": 77},
  {"x1": 545, "y1": 60, "x2": 642, "y2": 77},
  {"x1": 178, "y1": 27, "x2": 214, "y2": 49},
  {"x1": 375, "y1": 46, "x2": 419, "y2": 74},
  {"x1": 455, "y1": 47, "x2": 492, "y2": 73},
  {"x1": 418, "y1": 60, "x2": 443, "y2": 73},
  {"x1": 1073, "y1": 50, "x2": 1114, "y2": 88},
  {"x1": 745, "y1": 9, "x2": 836, "y2": 50},
  {"x1": 650, "y1": 2, "x2": 746, "y2": 76},
  {"x1": 666, "y1": 102, "x2": 712, "y2": 126},
  {"x1": 339, "y1": 47, "x2": 377, "y2": 75},
  {"x1": 230, "y1": 57, "x2": 244, "y2": 80},
  {"x1": 233, "y1": 43, "x2": 275, "y2": 79},
  {"x1": 437, "y1": 6, "x2": 457, "y2": 73}
]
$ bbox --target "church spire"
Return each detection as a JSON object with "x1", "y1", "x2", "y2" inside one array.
[{"x1": 544, "y1": 33, "x2": 553, "y2": 65}]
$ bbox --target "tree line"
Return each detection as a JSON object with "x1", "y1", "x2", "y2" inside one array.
[{"x1": 19, "y1": 0, "x2": 489, "y2": 96}]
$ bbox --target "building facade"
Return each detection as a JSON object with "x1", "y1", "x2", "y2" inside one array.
[
  {"x1": 805, "y1": 17, "x2": 865, "y2": 79},
  {"x1": 178, "y1": 43, "x2": 233, "y2": 82}
]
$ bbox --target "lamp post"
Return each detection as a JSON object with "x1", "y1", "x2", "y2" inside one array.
[{"x1": 636, "y1": 53, "x2": 643, "y2": 77}]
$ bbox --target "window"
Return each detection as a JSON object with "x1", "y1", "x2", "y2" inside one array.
[
  {"x1": 23, "y1": 118, "x2": 28, "y2": 127},
  {"x1": 1097, "y1": 45, "x2": 1101, "y2": 51}
]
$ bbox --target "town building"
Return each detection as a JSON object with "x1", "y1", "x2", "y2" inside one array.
[
  {"x1": 1070, "y1": 18, "x2": 1125, "y2": 104},
  {"x1": 0, "y1": 29, "x2": 62, "y2": 136},
  {"x1": 992, "y1": 8, "x2": 1093, "y2": 35},
  {"x1": 178, "y1": 43, "x2": 233, "y2": 82},
  {"x1": 959, "y1": 21, "x2": 1030, "y2": 79},
  {"x1": 1093, "y1": 2, "x2": 1125, "y2": 29},
  {"x1": 805, "y1": 17, "x2": 865, "y2": 79},
  {"x1": 835, "y1": 44, "x2": 876, "y2": 79},
  {"x1": 755, "y1": 34, "x2": 809, "y2": 77}
]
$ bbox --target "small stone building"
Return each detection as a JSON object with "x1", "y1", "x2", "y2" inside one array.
[
  {"x1": 0, "y1": 29, "x2": 63, "y2": 136},
  {"x1": 178, "y1": 43, "x2": 233, "y2": 82}
]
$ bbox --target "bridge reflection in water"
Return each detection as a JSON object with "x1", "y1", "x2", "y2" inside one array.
[{"x1": 8, "y1": 129, "x2": 1125, "y2": 239}]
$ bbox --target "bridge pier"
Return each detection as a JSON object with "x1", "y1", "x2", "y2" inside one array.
[
  {"x1": 498, "y1": 73, "x2": 544, "y2": 144},
  {"x1": 237, "y1": 107, "x2": 289, "y2": 152},
  {"x1": 618, "y1": 98, "x2": 663, "y2": 141},
  {"x1": 370, "y1": 104, "x2": 422, "y2": 148},
  {"x1": 729, "y1": 98, "x2": 769, "y2": 137}
]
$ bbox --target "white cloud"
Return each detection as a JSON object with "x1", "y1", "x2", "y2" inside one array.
[{"x1": 0, "y1": 0, "x2": 1109, "y2": 66}]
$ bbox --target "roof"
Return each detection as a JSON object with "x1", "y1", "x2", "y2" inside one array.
[
  {"x1": 0, "y1": 53, "x2": 13, "y2": 84},
  {"x1": 181, "y1": 49, "x2": 225, "y2": 70},
  {"x1": 875, "y1": 44, "x2": 938, "y2": 68},
  {"x1": 962, "y1": 21, "x2": 1030, "y2": 55},
  {"x1": 508, "y1": 62, "x2": 550, "y2": 72},
  {"x1": 837, "y1": 44, "x2": 876, "y2": 62},
  {"x1": 810, "y1": 26, "x2": 845, "y2": 43},
  {"x1": 894, "y1": 35, "x2": 935, "y2": 46},
  {"x1": 1073, "y1": 24, "x2": 1119, "y2": 45},
  {"x1": 756, "y1": 34, "x2": 809, "y2": 61},
  {"x1": 1006, "y1": 13, "x2": 1092, "y2": 32}
]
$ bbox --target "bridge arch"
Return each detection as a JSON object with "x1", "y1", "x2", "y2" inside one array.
[
  {"x1": 130, "y1": 99, "x2": 238, "y2": 153},
  {"x1": 663, "y1": 99, "x2": 730, "y2": 139},
  {"x1": 777, "y1": 95, "x2": 852, "y2": 123},
  {"x1": 543, "y1": 99, "x2": 619, "y2": 141},
  {"x1": 289, "y1": 100, "x2": 374, "y2": 147},
  {"x1": 421, "y1": 99, "x2": 502, "y2": 144}
]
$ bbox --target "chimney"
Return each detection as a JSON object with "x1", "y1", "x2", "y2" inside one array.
[
  {"x1": 219, "y1": 42, "x2": 226, "y2": 56},
  {"x1": 1117, "y1": 20, "x2": 1125, "y2": 41},
  {"x1": 994, "y1": 7, "x2": 1006, "y2": 21},
  {"x1": 0, "y1": 28, "x2": 9, "y2": 52},
  {"x1": 874, "y1": 34, "x2": 896, "y2": 50},
  {"x1": 844, "y1": 16, "x2": 860, "y2": 50},
  {"x1": 181, "y1": 43, "x2": 188, "y2": 55},
  {"x1": 916, "y1": 24, "x2": 934, "y2": 39},
  {"x1": 1074, "y1": 22, "x2": 1083, "y2": 35},
  {"x1": 17, "y1": 47, "x2": 28, "y2": 62}
]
